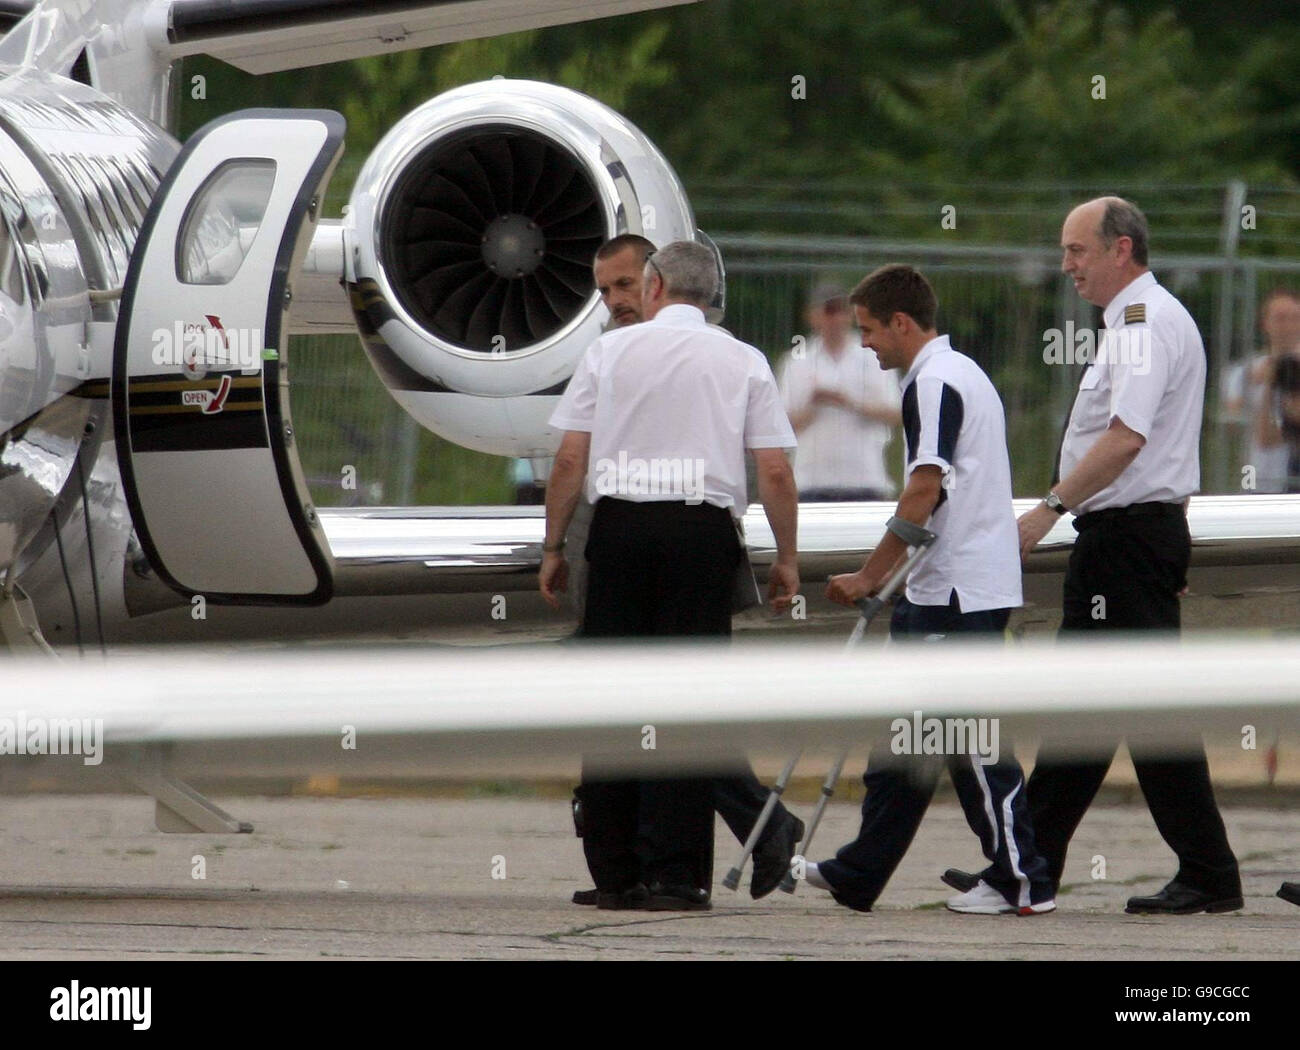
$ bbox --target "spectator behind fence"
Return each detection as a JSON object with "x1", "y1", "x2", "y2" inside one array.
[
  {"x1": 778, "y1": 281, "x2": 902, "y2": 501},
  {"x1": 1222, "y1": 288, "x2": 1300, "y2": 492}
]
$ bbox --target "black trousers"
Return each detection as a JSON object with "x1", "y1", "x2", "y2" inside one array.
[
  {"x1": 819, "y1": 593, "x2": 1053, "y2": 910},
  {"x1": 800, "y1": 486, "x2": 893, "y2": 503},
  {"x1": 577, "y1": 497, "x2": 740, "y2": 892},
  {"x1": 574, "y1": 768, "x2": 793, "y2": 875},
  {"x1": 1026, "y1": 505, "x2": 1241, "y2": 896},
  {"x1": 713, "y1": 771, "x2": 790, "y2": 847}
]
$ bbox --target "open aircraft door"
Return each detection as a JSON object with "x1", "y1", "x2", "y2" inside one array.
[{"x1": 113, "y1": 110, "x2": 345, "y2": 604}]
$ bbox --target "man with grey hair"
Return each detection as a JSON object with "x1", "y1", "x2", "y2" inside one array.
[
  {"x1": 948, "y1": 196, "x2": 1242, "y2": 914},
  {"x1": 563, "y1": 235, "x2": 805, "y2": 907},
  {"x1": 541, "y1": 239, "x2": 800, "y2": 910}
]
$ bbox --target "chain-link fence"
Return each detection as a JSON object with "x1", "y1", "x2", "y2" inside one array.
[
  {"x1": 290, "y1": 182, "x2": 1300, "y2": 505},
  {"x1": 716, "y1": 232, "x2": 1300, "y2": 496}
]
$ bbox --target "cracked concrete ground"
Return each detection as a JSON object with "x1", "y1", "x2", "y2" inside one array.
[{"x1": 0, "y1": 792, "x2": 1296, "y2": 960}]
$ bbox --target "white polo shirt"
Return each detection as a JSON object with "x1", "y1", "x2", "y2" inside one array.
[
  {"x1": 899, "y1": 336, "x2": 1021, "y2": 612},
  {"x1": 549, "y1": 303, "x2": 796, "y2": 515},
  {"x1": 1059, "y1": 271, "x2": 1205, "y2": 514},
  {"x1": 778, "y1": 337, "x2": 900, "y2": 493}
]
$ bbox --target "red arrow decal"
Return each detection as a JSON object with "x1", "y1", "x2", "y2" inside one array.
[
  {"x1": 204, "y1": 314, "x2": 230, "y2": 351},
  {"x1": 202, "y1": 374, "x2": 232, "y2": 415}
]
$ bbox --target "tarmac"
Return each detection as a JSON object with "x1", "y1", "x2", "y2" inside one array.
[{"x1": 1, "y1": 788, "x2": 1296, "y2": 960}]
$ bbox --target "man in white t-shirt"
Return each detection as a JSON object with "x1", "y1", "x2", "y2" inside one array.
[
  {"x1": 801, "y1": 264, "x2": 1055, "y2": 916},
  {"x1": 779, "y1": 283, "x2": 901, "y2": 500},
  {"x1": 1222, "y1": 288, "x2": 1300, "y2": 493},
  {"x1": 541, "y1": 241, "x2": 799, "y2": 911},
  {"x1": 563, "y1": 234, "x2": 805, "y2": 907}
]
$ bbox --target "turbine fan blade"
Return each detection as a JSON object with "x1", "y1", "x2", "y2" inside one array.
[{"x1": 384, "y1": 128, "x2": 604, "y2": 351}]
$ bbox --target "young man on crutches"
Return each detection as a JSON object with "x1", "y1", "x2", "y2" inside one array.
[{"x1": 801, "y1": 264, "x2": 1055, "y2": 916}]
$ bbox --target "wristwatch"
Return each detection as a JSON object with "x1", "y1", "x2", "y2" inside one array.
[
  {"x1": 542, "y1": 539, "x2": 566, "y2": 553},
  {"x1": 1043, "y1": 491, "x2": 1068, "y2": 515}
]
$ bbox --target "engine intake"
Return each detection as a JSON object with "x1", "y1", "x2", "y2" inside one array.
[
  {"x1": 344, "y1": 80, "x2": 698, "y2": 455},
  {"x1": 384, "y1": 126, "x2": 605, "y2": 351}
]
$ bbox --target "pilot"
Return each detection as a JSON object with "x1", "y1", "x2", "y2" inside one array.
[
  {"x1": 540, "y1": 240, "x2": 799, "y2": 910},
  {"x1": 979, "y1": 197, "x2": 1242, "y2": 915}
]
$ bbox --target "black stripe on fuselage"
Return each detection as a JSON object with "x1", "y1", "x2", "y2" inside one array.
[{"x1": 168, "y1": 0, "x2": 480, "y2": 43}]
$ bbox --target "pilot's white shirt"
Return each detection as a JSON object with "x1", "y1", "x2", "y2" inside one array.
[
  {"x1": 550, "y1": 303, "x2": 795, "y2": 515},
  {"x1": 1060, "y1": 271, "x2": 1205, "y2": 514}
]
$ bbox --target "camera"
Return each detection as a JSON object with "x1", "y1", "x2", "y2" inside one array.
[{"x1": 1274, "y1": 354, "x2": 1300, "y2": 393}]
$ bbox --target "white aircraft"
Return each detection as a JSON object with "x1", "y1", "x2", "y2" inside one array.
[
  {"x1": 0, "y1": 0, "x2": 1294, "y2": 841},
  {"x1": 0, "y1": 0, "x2": 721, "y2": 650},
  {"x1": 0, "y1": 0, "x2": 1296, "y2": 660}
]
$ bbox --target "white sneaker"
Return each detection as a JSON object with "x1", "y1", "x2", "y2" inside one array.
[
  {"x1": 946, "y1": 881, "x2": 1017, "y2": 914},
  {"x1": 798, "y1": 858, "x2": 833, "y2": 891},
  {"x1": 947, "y1": 880, "x2": 1057, "y2": 915}
]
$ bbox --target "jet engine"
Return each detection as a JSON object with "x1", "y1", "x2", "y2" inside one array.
[{"x1": 343, "y1": 80, "x2": 699, "y2": 458}]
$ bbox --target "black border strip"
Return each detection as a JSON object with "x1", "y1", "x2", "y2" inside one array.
[
  {"x1": 168, "y1": 0, "x2": 478, "y2": 43},
  {"x1": 262, "y1": 108, "x2": 346, "y2": 606},
  {"x1": 113, "y1": 107, "x2": 344, "y2": 608}
]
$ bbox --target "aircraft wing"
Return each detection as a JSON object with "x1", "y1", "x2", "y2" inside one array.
[
  {"x1": 157, "y1": 0, "x2": 701, "y2": 74},
  {"x1": 316, "y1": 495, "x2": 1300, "y2": 598}
]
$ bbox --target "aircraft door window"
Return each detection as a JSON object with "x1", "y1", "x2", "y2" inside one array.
[{"x1": 175, "y1": 159, "x2": 276, "y2": 286}]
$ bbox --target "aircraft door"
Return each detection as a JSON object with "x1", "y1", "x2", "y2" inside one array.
[{"x1": 113, "y1": 110, "x2": 345, "y2": 603}]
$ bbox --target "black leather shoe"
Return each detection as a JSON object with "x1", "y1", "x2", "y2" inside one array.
[
  {"x1": 1277, "y1": 882, "x2": 1300, "y2": 907},
  {"x1": 941, "y1": 868, "x2": 980, "y2": 893},
  {"x1": 572, "y1": 888, "x2": 599, "y2": 906},
  {"x1": 597, "y1": 884, "x2": 650, "y2": 910},
  {"x1": 751, "y1": 816, "x2": 805, "y2": 899},
  {"x1": 646, "y1": 883, "x2": 711, "y2": 911},
  {"x1": 1125, "y1": 881, "x2": 1243, "y2": 915}
]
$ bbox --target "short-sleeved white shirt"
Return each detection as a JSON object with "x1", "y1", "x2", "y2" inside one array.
[
  {"x1": 549, "y1": 303, "x2": 796, "y2": 515},
  {"x1": 1222, "y1": 353, "x2": 1289, "y2": 492},
  {"x1": 778, "y1": 338, "x2": 901, "y2": 493},
  {"x1": 899, "y1": 336, "x2": 1021, "y2": 612},
  {"x1": 1059, "y1": 271, "x2": 1206, "y2": 514}
]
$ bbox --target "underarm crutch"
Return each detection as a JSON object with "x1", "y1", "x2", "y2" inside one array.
[{"x1": 723, "y1": 515, "x2": 938, "y2": 894}]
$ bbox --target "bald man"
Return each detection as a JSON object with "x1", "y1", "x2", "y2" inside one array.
[{"x1": 951, "y1": 198, "x2": 1241, "y2": 915}]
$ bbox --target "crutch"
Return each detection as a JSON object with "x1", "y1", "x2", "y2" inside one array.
[
  {"x1": 776, "y1": 516, "x2": 937, "y2": 892},
  {"x1": 723, "y1": 515, "x2": 938, "y2": 894},
  {"x1": 721, "y1": 751, "x2": 801, "y2": 890}
]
